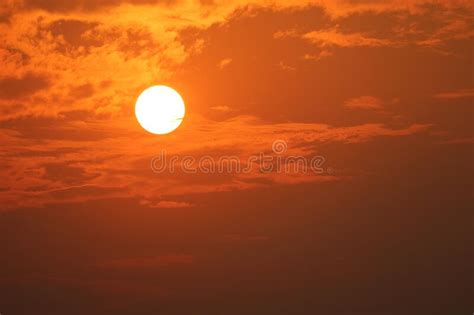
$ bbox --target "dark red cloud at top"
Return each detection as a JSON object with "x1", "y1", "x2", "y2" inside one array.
[{"x1": 22, "y1": 0, "x2": 178, "y2": 12}]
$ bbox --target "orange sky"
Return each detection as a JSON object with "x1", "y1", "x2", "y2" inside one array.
[{"x1": 0, "y1": 0, "x2": 472, "y2": 314}]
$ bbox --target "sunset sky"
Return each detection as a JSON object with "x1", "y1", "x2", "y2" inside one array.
[{"x1": 0, "y1": 0, "x2": 473, "y2": 314}]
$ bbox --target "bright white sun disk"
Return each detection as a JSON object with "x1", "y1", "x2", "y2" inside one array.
[{"x1": 135, "y1": 85, "x2": 185, "y2": 135}]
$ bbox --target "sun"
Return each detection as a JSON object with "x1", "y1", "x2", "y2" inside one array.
[{"x1": 135, "y1": 85, "x2": 185, "y2": 135}]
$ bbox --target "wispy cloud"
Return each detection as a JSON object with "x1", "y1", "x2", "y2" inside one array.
[
  {"x1": 218, "y1": 58, "x2": 232, "y2": 70},
  {"x1": 434, "y1": 88, "x2": 474, "y2": 99},
  {"x1": 210, "y1": 105, "x2": 231, "y2": 111},
  {"x1": 344, "y1": 96, "x2": 383, "y2": 110},
  {"x1": 139, "y1": 199, "x2": 194, "y2": 208},
  {"x1": 303, "y1": 28, "x2": 396, "y2": 48}
]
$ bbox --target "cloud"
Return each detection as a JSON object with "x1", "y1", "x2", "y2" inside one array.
[
  {"x1": 0, "y1": 72, "x2": 50, "y2": 99},
  {"x1": 42, "y1": 162, "x2": 99, "y2": 185},
  {"x1": 210, "y1": 105, "x2": 231, "y2": 111},
  {"x1": 21, "y1": 0, "x2": 178, "y2": 12},
  {"x1": 47, "y1": 19, "x2": 100, "y2": 48},
  {"x1": 303, "y1": 50, "x2": 332, "y2": 61},
  {"x1": 68, "y1": 83, "x2": 95, "y2": 99},
  {"x1": 139, "y1": 199, "x2": 194, "y2": 208},
  {"x1": 344, "y1": 96, "x2": 383, "y2": 109},
  {"x1": 303, "y1": 28, "x2": 396, "y2": 48},
  {"x1": 217, "y1": 58, "x2": 232, "y2": 69},
  {"x1": 0, "y1": 112, "x2": 432, "y2": 210},
  {"x1": 434, "y1": 88, "x2": 474, "y2": 99},
  {"x1": 278, "y1": 61, "x2": 296, "y2": 71},
  {"x1": 273, "y1": 2, "x2": 473, "y2": 53}
]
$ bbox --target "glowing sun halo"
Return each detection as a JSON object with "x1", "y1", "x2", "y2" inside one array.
[{"x1": 135, "y1": 85, "x2": 185, "y2": 135}]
